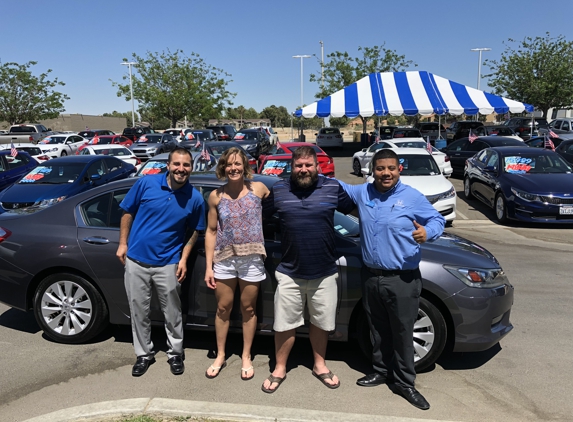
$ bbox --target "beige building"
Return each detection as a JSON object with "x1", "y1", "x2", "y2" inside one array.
[{"x1": 0, "y1": 114, "x2": 127, "y2": 133}]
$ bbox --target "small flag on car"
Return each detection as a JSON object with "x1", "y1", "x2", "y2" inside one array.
[
  {"x1": 468, "y1": 130, "x2": 478, "y2": 143},
  {"x1": 10, "y1": 141, "x2": 17, "y2": 157},
  {"x1": 194, "y1": 139, "x2": 201, "y2": 148},
  {"x1": 548, "y1": 129, "x2": 559, "y2": 138},
  {"x1": 544, "y1": 134, "x2": 556, "y2": 151},
  {"x1": 200, "y1": 143, "x2": 210, "y2": 162},
  {"x1": 426, "y1": 137, "x2": 433, "y2": 154}
]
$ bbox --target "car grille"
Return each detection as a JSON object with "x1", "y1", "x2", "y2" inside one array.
[
  {"x1": 2, "y1": 202, "x2": 35, "y2": 209},
  {"x1": 540, "y1": 196, "x2": 573, "y2": 205},
  {"x1": 438, "y1": 207, "x2": 454, "y2": 216}
]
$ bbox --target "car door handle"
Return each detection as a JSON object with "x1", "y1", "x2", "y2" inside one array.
[{"x1": 82, "y1": 236, "x2": 110, "y2": 245}]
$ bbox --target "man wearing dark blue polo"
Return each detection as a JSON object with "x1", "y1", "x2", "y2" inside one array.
[
  {"x1": 117, "y1": 148, "x2": 205, "y2": 377},
  {"x1": 340, "y1": 149, "x2": 445, "y2": 410}
]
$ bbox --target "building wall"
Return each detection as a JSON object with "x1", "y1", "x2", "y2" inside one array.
[{"x1": 0, "y1": 114, "x2": 127, "y2": 133}]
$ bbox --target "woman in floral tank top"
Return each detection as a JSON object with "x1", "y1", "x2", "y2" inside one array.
[{"x1": 204, "y1": 147, "x2": 270, "y2": 381}]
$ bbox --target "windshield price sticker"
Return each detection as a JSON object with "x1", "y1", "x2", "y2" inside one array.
[
  {"x1": 261, "y1": 160, "x2": 290, "y2": 176},
  {"x1": 140, "y1": 162, "x2": 167, "y2": 175},
  {"x1": 504, "y1": 156, "x2": 535, "y2": 174}
]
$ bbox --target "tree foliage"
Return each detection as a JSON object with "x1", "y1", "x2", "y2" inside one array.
[
  {"x1": 310, "y1": 45, "x2": 416, "y2": 132},
  {"x1": 484, "y1": 33, "x2": 573, "y2": 118},
  {"x1": 0, "y1": 61, "x2": 69, "y2": 125},
  {"x1": 260, "y1": 105, "x2": 291, "y2": 128},
  {"x1": 111, "y1": 49, "x2": 235, "y2": 128}
]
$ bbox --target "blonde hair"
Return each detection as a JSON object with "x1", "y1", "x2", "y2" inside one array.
[{"x1": 215, "y1": 147, "x2": 254, "y2": 180}]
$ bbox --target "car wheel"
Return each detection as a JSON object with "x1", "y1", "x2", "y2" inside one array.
[
  {"x1": 356, "y1": 297, "x2": 447, "y2": 372},
  {"x1": 463, "y1": 177, "x2": 474, "y2": 199},
  {"x1": 495, "y1": 193, "x2": 509, "y2": 224},
  {"x1": 61, "y1": 150, "x2": 67, "y2": 156},
  {"x1": 353, "y1": 159, "x2": 362, "y2": 176},
  {"x1": 33, "y1": 273, "x2": 109, "y2": 344}
]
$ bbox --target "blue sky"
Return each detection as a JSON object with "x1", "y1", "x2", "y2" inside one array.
[{"x1": 1, "y1": 0, "x2": 571, "y2": 117}]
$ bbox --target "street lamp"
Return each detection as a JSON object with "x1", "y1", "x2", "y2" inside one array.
[
  {"x1": 121, "y1": 61, "x2": 138, "y2": 127},
  {"x1": 470, "y1": 48, "x2": 491, "y2": 91},
  {"x1": 293, "y1": 54, "x2": 311, "y2": 140}
]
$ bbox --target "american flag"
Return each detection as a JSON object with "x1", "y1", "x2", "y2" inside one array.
[
  {"x1": 200, "y1": 143, "x2": 210, "y2": 162},
  {"x1": 194, "y1": 139, "x2": 201, "y2": 148},
  {"x1": 276, "y1": 138, "x2": 283, "y2": 152},
  {"x1": 91, "y1": 134, "x2": 100, "y2": 144},
  {"x1": 544, "y1": 133, "x2": 556, "y2": 151},
  {"x1": 468, "y1": 130, "x2": 478, "y2": 143},
  {"x1": 426, "y1": 137, "x2": 433, "y2": 154},
  {"x1": 548, "y1": 129, "x2": 559, "y2": 138},
  {"x1": 180, "y1": 130, "x2": 184, "y2": 139},
  {"x1": 10, "y1": 141, "x2": 17, "y2": 157}
]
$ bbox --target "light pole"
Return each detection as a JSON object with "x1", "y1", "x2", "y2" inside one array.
[
  {"x1": 293, "y1": 54, "x2": 311, "y2": 140},
  {"x1": 121, "y1": 61, "x2": 138, "y2": 127},
  {"x1": 470, "y1": 48, "x2": 491, "y2": 91}
]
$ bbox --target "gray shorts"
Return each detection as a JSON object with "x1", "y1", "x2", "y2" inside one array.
[{"x1": 273, "y1": 271, "x2": 338, "y2": 332}]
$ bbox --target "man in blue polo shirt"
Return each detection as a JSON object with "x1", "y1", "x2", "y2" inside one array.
[
  {"x1": 261, "y1": 146, "x2": 355, "y2": 394},
  {"x1": 117, "y1": 147, "x2": 205, "y2": 377},
  {"x1": 340, "y1": 149, "x2": 445, "y2": 410}
]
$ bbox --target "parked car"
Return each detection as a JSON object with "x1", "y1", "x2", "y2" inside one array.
[
  {"x1": 473, "y1": 125, "x2": 522, "y2": 140},
  {"x1": 375, "y1": 125, "x2": 398, "y2": 140},
  {"x1": 76, "y1": 135, "x2": 133, "y2": 154},
  {"x1": 353, "y1": 139, "x2": 452, "y2": 178},
  {"x1": 391, "y1": 128, "x2": 423, "y2": 139},
  {"x1": 121, "y1": 127, "x2": 155, "y2": 142},
  {"x1": 135, "y1": 151, "x2": 217, "y2": 176},
  {"x1": 555, "y1": 139, "x2": 573, "y2": 165},
  {"x1": 539, "y1": 118, "x2": 573, "y2": 137},
  {"x1": 0, "y1": 151, "x2": 38, "y2": 191},
  {"x1": 442, "y1": 136, "x2": 526, "y2": 176},
  {"x1": 464, "y1": 147, "x2": 573, "y2": 224},
  {"x1": 76, "y1": 129, "x2": 115, "y2": 140},
  {"x1": 414, "y1": 122, "x2": 446, "y2": 143},
  {"x1": 39, "y1": 133, "x2": 89, "y2": 158},
  {"x1": 0, "y1": 124, "x2": 54, "y2": 145},
  {"x1": 258, "y1": 142, "x2": 335, "y2": 177},
  {"x1": 251, "y1": 126, "x2": 279, "y2": 145},
  {"x1": 232, "y1": 129, "x2": 271, "y2": 158},
  {"x1": 79, "y1": 145, "x2": 141, "y2": 168},
  {"x1": 503, "y1": 117, "x2": 547, "y2": 140},
  {"x1": 163, "y1": 128, "x2": 194, "y2": 141},
  {"x1": 206, "y1": 125, "x2": 237, "y2": 141},
  {"x1": 0, "y1": 155, "x2": 135, "y2": 213},
  {"x1": 315, "y1": 127, "x2": 344, "y2": 148},
  {"x1": 0, "y1": 173, "x2": 514, "y2": 371},
  {"x1": 186, "y1": 129, "x2": 218, "y2": 143},
  {"x1": 180, "y1": 140, "x2": 257, "y2": 173},
  {"x1": 361, "y1": 148, "x2": 457, "y2": 223},
  {"x1": 0, "y1": 143, "x2": 50, "y2": 163},
  {"x1": 446, "y1": 121, "x2": 484, "y2": 142},
  {"x1": 129, "y1": 133, "x2": 178, "y2": 160}
]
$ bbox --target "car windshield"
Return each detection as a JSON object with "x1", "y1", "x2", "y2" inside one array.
[
  {"x1": 18, "y1": 163, "x2": 87, "y2": 184},
  {"x1": 260, "y1": 159, "x2": 291, "y2": 178},
  {"x1": 41, "y1": 136, "x2": 67, "y2": 144},
  {"x1": 398, "y1": 155, "x2": 441, "y2": 176},
  {"x1": 394, "y1": 141, "x2": 426, "y2": 149},
  {"x1": 89, "y1": 138, "x2": 112, "y2": 145},
  {"x1": 78, "y1": 131, "x2": 95, "y2": 138},
  {"x1": 136, "y1": 135, "x2": 162, "y2": 143},
  {"x1": 320, "y1": 128, "x2": 340, "y2": 135},
  {"x1": 191, "y1": 131, "x2": 212, "y2": 141},
  {"x1": 94, "y1": 148, "x2": 132, "y2": 157},
  {"x1": 207, "y1": 144, "x2": 235, "y2": 157},
  {"x1": 393, "y1": 129, "x2": 422, "y2": 138},
  {"x1": 502, "y1": 154, "x2": 572, "y2": 174},
  {"x1": 19, "y1": 147, "x2": 42, "y2": 155},
  {"x1": 136, "y1": 160, "x2": 168, "y2": 176},
  {"x1": 333, "y1": 212, "x2": 360, "y2": 237},
  {"x1": 234, "y1": 132, "x2": 258, "y2": 141}
]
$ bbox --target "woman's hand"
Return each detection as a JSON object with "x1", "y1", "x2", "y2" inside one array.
[{"x1": 205, "y1": 268, "x2": 216, "y2": 289}]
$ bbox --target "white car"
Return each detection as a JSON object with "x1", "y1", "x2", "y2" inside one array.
[
  {"x1": 361, "y1": 148, "x2": 456, "y2": 223},
  {"x1": 352, "y1": 138, "x2": 453, "y2": 177},
  {"x1": 315, "y1": 127, "x2": 344, "y2": 148},
  {"x1": 38, "y1": 134, "x2": 89, "y2": 158},
  {"x1": 79, "y1": 145, "x2": 141, "y2": 170},
  {"x1": 0, "y1": 143, "x2": 50, "y2": 163}
]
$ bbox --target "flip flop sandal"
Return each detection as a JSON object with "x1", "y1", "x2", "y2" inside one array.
[
  {"x1": 312, "y1": 370, "x2": 340, "y2": 389},
  {"x1": 241, "y1": 366, "x2": 255, "y2": 381},
  {"x1": 205, "y1": 361, "x2": 227, "y2": 379},
  {"x1": 261, "y1": 374, "x2": 287, "y2": 393}
]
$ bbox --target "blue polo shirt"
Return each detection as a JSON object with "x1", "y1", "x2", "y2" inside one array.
[
  {"x1": 263, "y1": 175, "x2": 355, "y2": 279},
  {"x1": 340, "y1": 180, "x2": 445, "y2": 270},
  {"x1": 120, "y1": 173, "x2": 206, "y2": 266}
]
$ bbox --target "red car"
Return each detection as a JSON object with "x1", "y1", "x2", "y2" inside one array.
[
  {"x1": 257, "y1": 142, "x2": 335, "y2": 177},
  {"x1": 76, "y1": 135, "x2": 133, "y2": 154}
]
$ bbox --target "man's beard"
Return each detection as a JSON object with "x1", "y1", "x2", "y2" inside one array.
[{"x1": 291, "y1": 169, "x2": 318, "y2": 188}]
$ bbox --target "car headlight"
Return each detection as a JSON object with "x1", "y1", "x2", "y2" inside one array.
[
  {"x1": 511, "y1": 187, "x2": 540, "y2": 202},
  {"x1": 35, "y1": 196, "x2": 67, "y2": 208},
  {"x1": 444, "y1": 265, "x2": 508, "y2": 288},
  {"x1": 437, "y1": 186, "x2": 456, "y2": 201},
  {"x1": 49, "y1": 147, "x2": 59, "y2": 152}
]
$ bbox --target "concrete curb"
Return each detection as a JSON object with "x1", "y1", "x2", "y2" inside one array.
[{"x1": 22, "y1": 398, "x2": 459, "y2": 422}]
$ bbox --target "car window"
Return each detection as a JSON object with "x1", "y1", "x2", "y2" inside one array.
[
  {"x1": 137, "y1": 159, "x2": 168, "y2": 176},
  {"x1": 565, "y1": 143, "x2": 573, "y2": 154},
  {"x1": 104, "y1": 157, "x2": 123, "y2": 172},
  {"x1": 467, "y1": 141, "x2": 487, "y2": 152},
  {"x1": 0, "y1": 157, "x2": 5, "y2": 172},
  {"x1": 397, "y1": 154, "x2": 441, "y2": 176},
  {"x1": 81, "y1": 189, "x2": 129, "y2": 228},
  {"x1": 476, "y1": 150, "x2": 489, "y2": 164},
  {"x1": 563, "y1": 121, "x2": 570, "y2": 131},
  {"x1": 486, "y1": 152, "x2": 499, "y2": 168},
  {"x1": 448, "y1": 140, "x2": 468, "y2": 151},
  {"x1": 86, "y1": 160, "x2": 107, "y2": 178},
  {"x1": 6, "y1": 153, "x2": 29, "y2": 170},
  {"x1": 260, "y1": 159, "x2": 292, "y2": 177},
  {"x1": 320, "y1": 128, "x2": 340, "y2": 135},
  {"x1": 20, "y1": 163, "x2": 85, "y2": 184}
]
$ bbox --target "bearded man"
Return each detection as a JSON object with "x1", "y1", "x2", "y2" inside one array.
[{"x1": 261, "y1": 146, "x2": 354, "y2": 393}]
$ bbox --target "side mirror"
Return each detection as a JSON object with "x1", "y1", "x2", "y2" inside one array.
[
  {"x1": 90, "y1": 174, "x2": 102, "y2": 182},
  {"x1": 484, "y1": 166, "x2": 496, "y2": 173},
  {"x1": 361, "y1": 148, "x2": 367, "y2": 152}
]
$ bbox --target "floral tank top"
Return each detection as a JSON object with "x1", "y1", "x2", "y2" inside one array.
[{"x1": 214, "y1": 190, "x2": 266, "y2": 263}]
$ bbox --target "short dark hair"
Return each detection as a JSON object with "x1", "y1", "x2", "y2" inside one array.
[
  {"x1": 168, "y1": 147, "x2": 193, "y2": 164},
  {"x1": 291, "y1": 145, "x2": 317, "y2": 166},
  {"x1": 371, "y1": 148, "x2": 399, "y2": 166}
]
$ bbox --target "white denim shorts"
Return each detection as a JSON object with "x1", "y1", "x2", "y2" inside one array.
[
  {"x1": 213, "y1": 254, "x2": 266, "y2": 282},
  {"x1": 273, "y1": 271, "x2": 338, "y2": 332}
]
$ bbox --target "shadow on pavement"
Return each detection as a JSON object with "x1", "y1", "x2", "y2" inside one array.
[{"x1": 0, "y1": 307, "x2": 41, "y2": 334}]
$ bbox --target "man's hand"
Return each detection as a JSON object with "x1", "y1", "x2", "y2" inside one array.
[
  {"x1": 176, "y1": 260, "x2": 187, "y2": 283},
  {"x1": 205, "y1": 268, "x2": 216, "y2": 290},
  {"x1": 116, "y1": 244, "x2": 127, "y2": 265},
  {"x1": 412, "y1": 221, "x2": 427, "y2": 244}
]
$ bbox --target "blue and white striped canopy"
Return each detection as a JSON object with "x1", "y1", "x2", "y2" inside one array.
[{"x1": 295, "y1": 71, "x2": 534, "y2": 118}]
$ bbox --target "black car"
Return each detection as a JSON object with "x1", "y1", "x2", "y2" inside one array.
[
  {"x1": 77, "y1": 129, "x2": 115, "y2": 140},
  {"x1": 0, "y1": 174, "x2": 514, "y2": 372},
  {"x1": 474, "y1": 125, "x2": 520, "y2": 138},
  {"x1": 503, "y1": 117, "x2": 547, "y2": 140},
  {"x1": 524, "y1": 136, "x2": 567, "y2": 149},
  {"x1": 121, "y1": 127, "x2": 155, "y2": 142},
  {"x1": 129, "y1": 133, "x2": 179, "y2": 160},
  {"x1": 446, "y1": 121, "x2": 484, "y2": 143},
  {"x1": 555, "y1": 139, "x2": 573, "y2": 165},
  {"x1": 442, "y1": 136, "x2": 526, "y2": 176},
  {"x1": 414, "y1": 122, "x2": 446, "y2": 142},
  {"x1": 187, "y1": 129, "x2": 218, "y2": 142},
  {"x1": 232, "y1": 129, "x2": 271, "y2": 158},
  {"x1": 206, "y1": 125, "x2": 237, "y2": 141}
]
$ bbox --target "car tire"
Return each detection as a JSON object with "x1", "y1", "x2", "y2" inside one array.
[
  {"x1": 61, "y1": 151, "x2": 67, "y2": 156},
  {"x1": 463, "y1": 177, "x2": 474, "y2": 199},
  {"x1": 356, "y1": 297, "x2": 447, "y2": 372},
  {"x1": 33, "y1": 273, "x2": 109, "y2": 344},
  {"x1": 495, "y1": 193, "x2": 509, "y2": 224},
  {"x1": 353, "y1": 159, "x2": 362, "y2": 176}
]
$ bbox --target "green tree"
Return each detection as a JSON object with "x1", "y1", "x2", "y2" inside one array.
[
  {"x1": 102, "y1": 110, "x2": 139, "y2": 127},
  {"x1": 484, "y1": 33, "x2": 573, "y2": 118},
  {"x1": 111, "y1": 49, "x2": 235, "y2": 128},
  {"x1": 244, "y1": 107, "x2": 259, "y2": 119},
  {"x1": 260, "y1": 105, "x2": 291, "y2": 128},
  {"x1": 0, "y1": 61, "x2": 69, "y2": 125},
  {"x1": 309, "y1": 45, "x2": 416, "y2": 132}
]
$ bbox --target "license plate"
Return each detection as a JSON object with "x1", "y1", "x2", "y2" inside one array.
[{"x1": 559, "y1": 206, "x2": 573, "y2": 215}]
